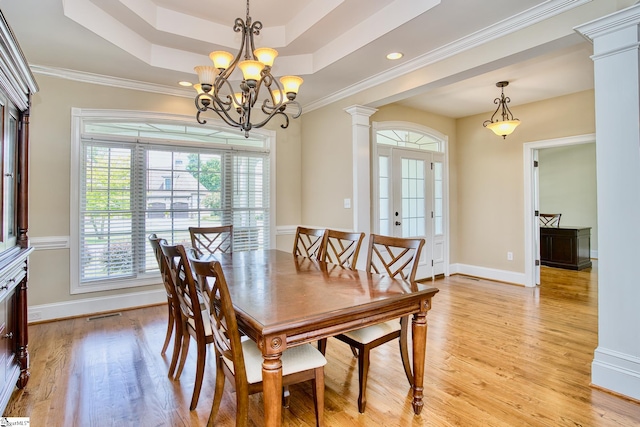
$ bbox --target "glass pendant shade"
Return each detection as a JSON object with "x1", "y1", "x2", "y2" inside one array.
[
  {"x1": 271, "y1": 89, "x2": 283, "y2": 104},
  {"x1": 194, "y1": 66, "x2": 219, "y2": 86},
  {"x1": 254, "y1": 48, "x2": 278, "y2": 67},
  {"x1": 280, "y1": 75, "x2": 303, "y2": 95},
  {"x1": 238, "y1": 60, "x2": 264, "y2": 82},
  {"x1": 486, "y1": 120, "x2": 521, "y2": 137},
  {"x1": 209, "y1": 51, "x2": 234, "y2": 69},
  {"x1": 193, "y1": 83, "x2": 205, "y2": 94}
]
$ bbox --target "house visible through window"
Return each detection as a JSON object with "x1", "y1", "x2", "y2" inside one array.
[
  {"x1": 71, "y1": 110, "x2": 274, "y2": 293},
  {"x1": 163, "y1": 177, "x2": 172, "y2": 190}
]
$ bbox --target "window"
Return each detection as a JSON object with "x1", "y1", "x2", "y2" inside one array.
[{"x1": 71, "y1": 110, "x2": 275, "y2": 293}]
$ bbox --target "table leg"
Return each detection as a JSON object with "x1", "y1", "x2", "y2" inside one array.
[
  {"x1": 411, "y1": 310, "x2": 428, "y2": 415},
  {"x1": 263, "y1": 352, "x2": 283, "y2": 427}
]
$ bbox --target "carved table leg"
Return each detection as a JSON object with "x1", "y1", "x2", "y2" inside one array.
[
  {"x1": 262, "y1": 337, "x2": 284, "y2": 427},
  {"x1": 411, "y1": 299, "x2": 431, "y2": 415}
]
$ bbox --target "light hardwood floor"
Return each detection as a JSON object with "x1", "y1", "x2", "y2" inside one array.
[{"x1": 5, "y1": 262, "x2": 640, "y2": 426}]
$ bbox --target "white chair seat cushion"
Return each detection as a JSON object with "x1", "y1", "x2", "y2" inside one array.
[
  {"x1": 341, "y1": 320, "x2": 401, "y2": 344},
  {"x1": 186, "y1": 303, "x2": 213, "y2": 336},
  {"x1": 223, "y1": 340, "x2": 327, "y2": 384}
]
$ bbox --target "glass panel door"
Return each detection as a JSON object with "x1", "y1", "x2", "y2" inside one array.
[
  {"x1": 391, "y1": 149, "x2": 433, "y2": 279},
  {"x1": 374, "y1": 127, "x2": 448, "y2": 280}
]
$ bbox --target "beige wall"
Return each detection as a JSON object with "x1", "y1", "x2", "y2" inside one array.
[
  {"x1": 300, "y1": 92, "x2": 597, "y2": 274},
  {"x1": 455, "y1": 90, "x2": 595, "y2": 272},
  {"x1": 300, "y1": 101, "x2": 354, "y2": 229},
  {"x1": 300, "y1": 102, "x2": 461, "y2": 260},
  {"x1": 28, "y1": 75, "x2": 302, "y2": 306},
  {"x1": 27, "y1": 81, "x2": 598, "y2": 309},
  {"x1": 538, "y1": 143, "x2": 598, "y2": 251}
]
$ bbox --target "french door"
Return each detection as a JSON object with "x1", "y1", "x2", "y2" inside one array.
[{"x1": 376, "y1": 146, "x2": 445, "y2": 279}]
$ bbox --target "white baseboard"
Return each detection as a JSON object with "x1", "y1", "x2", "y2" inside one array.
[
  {"x1": 592, "y1": 347, "x2": 640, "y2": 401},
  {"x1": 28, "y1": 288, "x2": 167, "y2": 323},
  {"x1": 591, "y1": 250, "x2": 598, "y2": 259},
  {"x1": 449, "y1": 263, "x2": 526, "y2": 286}
]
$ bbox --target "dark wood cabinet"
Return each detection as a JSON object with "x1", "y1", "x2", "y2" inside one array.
[
  {"x1": 540, "y1": 226, "x2": 592, "y2": 270},
  {"x1": 0, "y1": 11, "x2": 38, "y2": 415}
]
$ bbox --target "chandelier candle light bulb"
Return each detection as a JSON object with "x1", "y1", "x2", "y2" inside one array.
[{"x1": 193, "y1": 0, "x2": 304, "y2": 137}]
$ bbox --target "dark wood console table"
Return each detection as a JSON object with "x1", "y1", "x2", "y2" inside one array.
[{"x1": 540, "y1": 226, "x2": 592, "y2": 270}]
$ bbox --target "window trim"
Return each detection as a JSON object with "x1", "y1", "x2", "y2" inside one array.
[{"x1": 70, "y1": 108, "x2": 276, "y2": 294}]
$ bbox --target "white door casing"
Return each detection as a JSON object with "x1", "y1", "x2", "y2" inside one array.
[{"x1": 372, "y1": 121, "x2": 449, "y2": 280}]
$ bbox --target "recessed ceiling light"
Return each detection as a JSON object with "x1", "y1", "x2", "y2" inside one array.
[
  {"x1": 386, "y1": 52, "x2": 403, "y2": 60},
  {"x1": 178, "y1": 81, "x2": 193, "y2": 87}
]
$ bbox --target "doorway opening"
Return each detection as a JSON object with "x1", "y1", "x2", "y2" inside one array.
[
  {"x1": 523, "y1": 133, "x2": 596, "y2": 287},
  {"x1": 372, "y1": 121, "x2": 449, "y2": 280}
]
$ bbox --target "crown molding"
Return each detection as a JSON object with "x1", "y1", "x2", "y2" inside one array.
[
  {"x1": 30, "y1": 65, "x2": 193, "y2": 98},
  {"x1": 31, "y1": 0, "x2": 593, "y2": 114},
  {"x1": 304, "y1": 0, "x2": 592, "y2": 112}
]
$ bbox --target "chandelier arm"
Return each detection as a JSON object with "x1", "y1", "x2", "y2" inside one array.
[
  {"x1": 251, "y1": 80, "x2": 263, "y2": 109},
  {"x1": 210, "y1": 96, "x2": 245, "y2": 128},
  {"x1": 241, "y1": 90, "x2": 256, "y2": 132},
  {"x1": 208, "y1": 106, "x2": 243, "y2": 129},
  {"x1": 483, "y1": 97, "x2": 502, "y2": 127},
  {"x1": 196, "y1": 110, "x2": 207, "y2": 125},
  {"x1": 287, "y1": 101, "x2": 302, "y2": 119},
  {"x1": 249, "y1": 21, "x2": 262, "y2": 59},
  {"x1": 253, "y1": 100, "x2": 301, "y2": 129},
  {"x1": 266, "y1": 76, "x2": 286, "y2": 110},
  {"x1": 210, "y1": 78, "x2": 236, "y2": 112},
  {"x1": 248, "y1": 109, "x2": 290, "y2": 130},
  {"x1": 195, "y1": 93, "x2": 211, "y2": 113},
  {"x1": 198, "y1": 94, "x2": 243, "y2": 129},
  {"x1": 216, "y1": 17, "x2": 247, "y2": 82},
  {"x1": 500, "y1": 96, "x2": 518, "y2": 121},
  {"x1": 193, "y1": 0, "x2": 302, "y2": 137}
]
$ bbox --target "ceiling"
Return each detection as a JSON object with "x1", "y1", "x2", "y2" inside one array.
[{"x1": 1, "y1": 0, "x2": 597, "y2": 118}]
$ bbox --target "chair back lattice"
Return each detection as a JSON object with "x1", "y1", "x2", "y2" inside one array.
[
  {"x1": 188, "y1": 255, "x2": 249, "y2": 385},
  {"x1": 292, "y1": 226, "x2": 327, "y2": 261},
  {"x1": 189, "y1": 225, "x2": 233, "y2": 257},
  {"x1": 160, "y1": 243, "x2": 208, "y2": 341},
  {"x1": 323, "y1": 230, "x2": 365, "y2": 269},
  {"x1": 366, "y1": 234, "x2": 425, "y2": 282},
  {"x1": 539, "y1": 213, "x2": 561, "y2": 227}
]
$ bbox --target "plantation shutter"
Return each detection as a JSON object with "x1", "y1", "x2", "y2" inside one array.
[{"x1": 79, "y1": 137, "x2": 271, "y2": 285}]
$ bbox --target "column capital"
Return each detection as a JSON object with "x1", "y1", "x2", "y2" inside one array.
[{"x1": 575, "y1": 4, "x2": 640, "y2": 43}]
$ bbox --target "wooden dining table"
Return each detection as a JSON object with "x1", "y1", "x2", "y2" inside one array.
[{"x1": 213, "y1": 249, "x2": 439, "y2": 426}]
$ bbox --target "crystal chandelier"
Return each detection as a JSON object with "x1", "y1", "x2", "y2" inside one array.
[
  {"x1": 194, "y1": 0, "x2": 303, "y2": 138},
  {"x1": 483, "y1": 81, "x2": 521, "y2": 139}
]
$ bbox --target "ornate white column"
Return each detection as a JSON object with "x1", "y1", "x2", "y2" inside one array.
[
  {"x1": 344, "y1": 105, "x2": 377, "y2": 233},
  {"x1": 576, "y1": 3, "x2": 640, "y2": 401},
  {"x1": 345, "y1": 105, "x2": 377, "y2": 270}
]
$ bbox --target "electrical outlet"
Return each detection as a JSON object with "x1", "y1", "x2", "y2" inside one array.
[
  {"x1": 29, "y1": 311, "x2": 43, "y2": 322},
  {"x1": 507, "y1": 251, "x2": 513, "y2": 261},
  {"x1": 344, "y1": 198, "x2": 351, "y2": 209}
]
